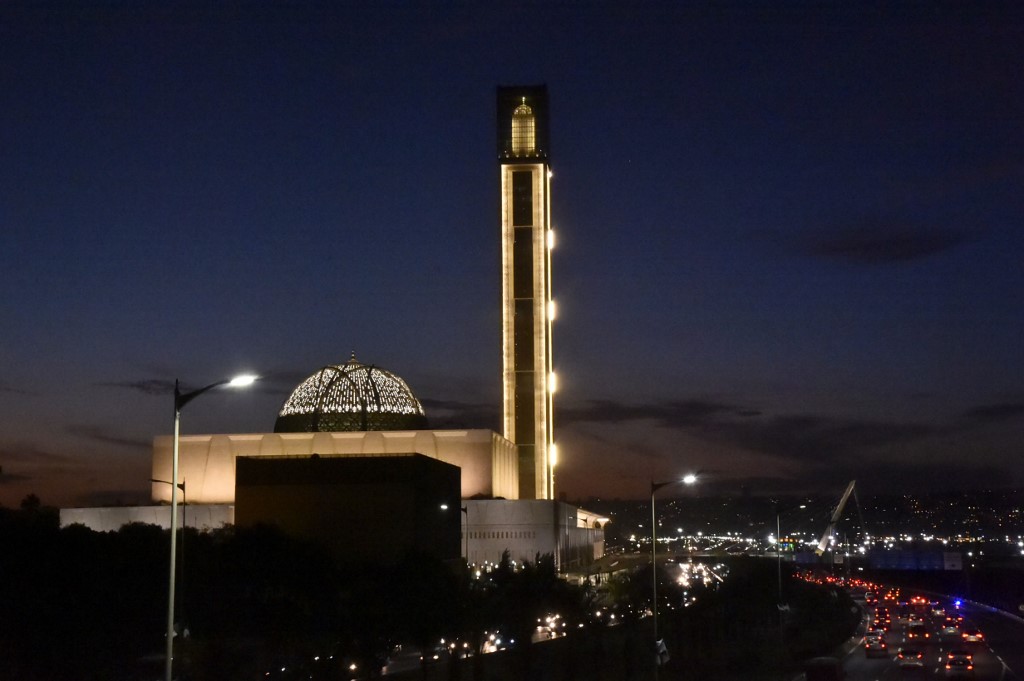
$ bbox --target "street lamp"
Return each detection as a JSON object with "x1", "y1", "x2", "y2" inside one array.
[
  {"x1": 772, "y1": 503, "x2": 805, "y2": 676},
  {"x1": 165, "y1": 374, "x2": 256, "y2": 681},
  {"x1": 772, "y1": 504, "x2": 805, "y2": 604},
  {"x1": 152, "y1": 478, "x2": 186, "y2": 632},
  {"x1": 651, "y1": 473, "x2": 697, "y2": 678},
  {"x1": 152, "y1": 481, "x2": 187, "y2": 602},
  {"x1": 461, "y1": 506, "x2": 469, "y2": 565}
]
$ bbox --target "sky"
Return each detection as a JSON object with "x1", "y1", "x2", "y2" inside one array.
[{"x1": 1, "y1": 2, "x2": 1022, "y2": 508}]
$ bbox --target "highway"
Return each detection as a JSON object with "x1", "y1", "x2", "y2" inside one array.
[{"x1": 838, "y1": 589, "x2": 1022, "y2": 681}]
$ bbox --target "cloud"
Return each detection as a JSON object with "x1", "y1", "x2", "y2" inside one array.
[
  {"x1": 96, "y1": 379, "x2": 175, "y2": 396},
  {"x1": 726, "y1": 460, "x2": 1014, "y2": 496},
  {"x1": 0, "y1": 382, "x2": 32, "y2": 396},
  {"x1": 861, "y1": 461, "x2": 1012, "y2": 493},
  {"x1": 558, "y1": 398, "x2": 940, "y2": 465},
  {"x1": 65, "y1": 425, "x2": 149, "y2": 450},
  {"x1": 716, "y1": 415, "x2": 937, "y2": 464},
  {"x1": 0, "y1": 443, "x2": 71, "y2": 464},
  {"x1": 96, "y1": 370, "x2": 299, "y2": 398},
  {"x1": 0, "y1": 444, "x2": 63, "y2": 483},
  {"x1": 0, "y1": 469, "x2": 32, "y2": 485},
  {"x1": 794, "y1": 225, "x2": 971, "y2": 264},
  {"x1": 420, "y1": 398, "x2": 500, "y2": 430},
  {"x1": 962, "y1": 402, "x2": 1024, "y2": 423},
  {"x1": 558, "y1": 399, "x2": 739, "y2": 428}
]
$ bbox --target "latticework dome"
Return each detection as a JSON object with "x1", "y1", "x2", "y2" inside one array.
[{"x1": 274, "y1": 355, "x2": 428, "y2": 433}]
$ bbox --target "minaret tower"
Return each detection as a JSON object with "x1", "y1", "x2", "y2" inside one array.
[{"x1": 497, "y1": 85, "x2": 555, "y2": 500}]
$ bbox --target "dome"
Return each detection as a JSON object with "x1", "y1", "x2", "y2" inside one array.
[{"x1": 274, "y1": 355, "x2": 428, "y2": 433}]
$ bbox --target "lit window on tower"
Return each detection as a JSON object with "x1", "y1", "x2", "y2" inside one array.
[{"x1": 511, "y1": 101, "x2": 535, "y2": 155}]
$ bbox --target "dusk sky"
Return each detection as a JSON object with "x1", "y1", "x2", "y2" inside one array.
[{"x1": 1, "y1": 2, "x2": 1022, "y2": 508}]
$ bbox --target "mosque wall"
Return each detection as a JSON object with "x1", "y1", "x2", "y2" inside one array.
[
  {"x1": 462, "y1": 499, "x2": 605, "y2": 572},
  {"x1": 151, "y1": 429, "x2": 519, "y2": 504},
  {"x1": 60, "y1": 504, "x2": 234, "y2": 532}
]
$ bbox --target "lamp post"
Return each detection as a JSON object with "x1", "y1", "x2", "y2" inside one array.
[
  {"x1": 775, "y1": 510, "x2": 782, "y2": 603},
  {"x1": 165, "y1": 374, "x2": 256, "y2": 681},
  {"x1": 771, "y1": 504, "x2": 805, "y2": 604},
  {"x1": 152, "y1": 478, "x2": 186, "y2": 629},
  {"x1": 461, "y1": 506, "x2": 469, "y2": 565},
  {"x1": 772, "y1": 503, "x2": 805, "y2": 677},
  {"x1": 650, "y1": 473, "x2": 697, "y2": 679}
]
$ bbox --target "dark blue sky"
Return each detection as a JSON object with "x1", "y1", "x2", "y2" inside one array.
[{"x1": 1, "y1": 2, "x2": 1021, "y2": 507}]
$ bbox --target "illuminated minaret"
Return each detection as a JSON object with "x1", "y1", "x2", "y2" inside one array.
[{"x1": 497, "y1": 86, "x2": 555, "y2": 500}]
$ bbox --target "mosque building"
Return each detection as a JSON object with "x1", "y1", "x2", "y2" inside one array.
[{"x1": 60, "y1": 85, "x2": 606, "y2": 573}]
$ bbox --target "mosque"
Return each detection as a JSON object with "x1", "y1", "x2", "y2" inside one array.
[{"x1": 61, "y1": 86, "x2": 606, "y2": 573}]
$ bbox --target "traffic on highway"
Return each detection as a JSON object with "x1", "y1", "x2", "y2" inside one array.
[{"x1": 833, "y1": 582, "x2": 1021, "y2": 680}]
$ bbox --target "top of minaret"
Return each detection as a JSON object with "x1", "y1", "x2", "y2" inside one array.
[{"x1": 497, "y1": 85, "x2": 549, "y2": 162}]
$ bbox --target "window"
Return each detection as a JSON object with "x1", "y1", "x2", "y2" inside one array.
[
  {"x1": 513, "y1": 228, "x2": 533, "y2": 296},
  {"x1": 512, "y1": 103, "x2": 535, "y2": 154},
  {"x1": 512, "y1": 171, "x2": 532, "y2": 226},
  {"x1": 514, "y1": 299, "x2": 534, "y2": 366}
]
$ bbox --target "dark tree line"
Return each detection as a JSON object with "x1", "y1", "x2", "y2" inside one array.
[
  {"x1": 0, "y1": 501, "x2": 343, "y2": 681},
  {"x1": 0, "y1": 502, "x2": 596, "y2": 681},
  {"x1": 0, "y1": 500, "x2": 857, "y2": 681}
]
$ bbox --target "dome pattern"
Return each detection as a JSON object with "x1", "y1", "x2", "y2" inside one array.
[{"x1": 274, "y1": 355, "x2": 428, "y2": 433}]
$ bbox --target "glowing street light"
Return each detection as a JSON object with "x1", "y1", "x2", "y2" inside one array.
[
  {"x1": 651, "y1": 473, "x2": 698, "y2": 678},
  {"x1": 165, "y1": 374, "x2": 256, "y2": 681}
]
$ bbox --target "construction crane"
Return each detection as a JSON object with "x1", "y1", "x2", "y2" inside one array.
[{"x1": 815, "y1": 480, "x2": 856, "y2": 555}]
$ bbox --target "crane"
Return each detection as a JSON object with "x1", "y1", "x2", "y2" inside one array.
[{"x1": 815, "y1": 480, "x2": 856, "y2": 556}]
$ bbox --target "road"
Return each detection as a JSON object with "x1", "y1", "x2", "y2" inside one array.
[{"x1": 839, "y1": 592, "x2": 1022, "y2": 681}]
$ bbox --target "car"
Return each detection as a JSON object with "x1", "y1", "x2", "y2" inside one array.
[
  {"x1": 939, "y1": 624, "x2": 961, "y2": 637},
  {"x1": 865, "y1": 591, "x2": 878, "y2": 605},
  {"x1": 866, "y1": 626, "x2": 886, "y2": 639},
  {"x1": 961, "y1": 628, "x2": 983, "y2": 643},
  {"x1": 898, "y1": 647, "x2": 925, "y2": 670},
  {"x1": 946, "y1": 649, "x2": 973, "y2": 663},
  {"x1": 419, "y1": 643, "x2": 446, "y2": 663},
  {"x1": 865, "y1": 635, "x2": 888, "y2": 657},
  {"x1": 906, "y1": 623, "x2": 930, "y2": 641},
  {"x1": 945, "y1": 658, "x2": 974, "y2": 676},
  {"x1": 805, "y1": 656, "x2": 844, "y2": 681}
]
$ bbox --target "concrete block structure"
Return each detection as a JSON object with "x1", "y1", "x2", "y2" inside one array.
[{"x1": 235, "y1": 454, "x2": 462, "y2": 566}]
